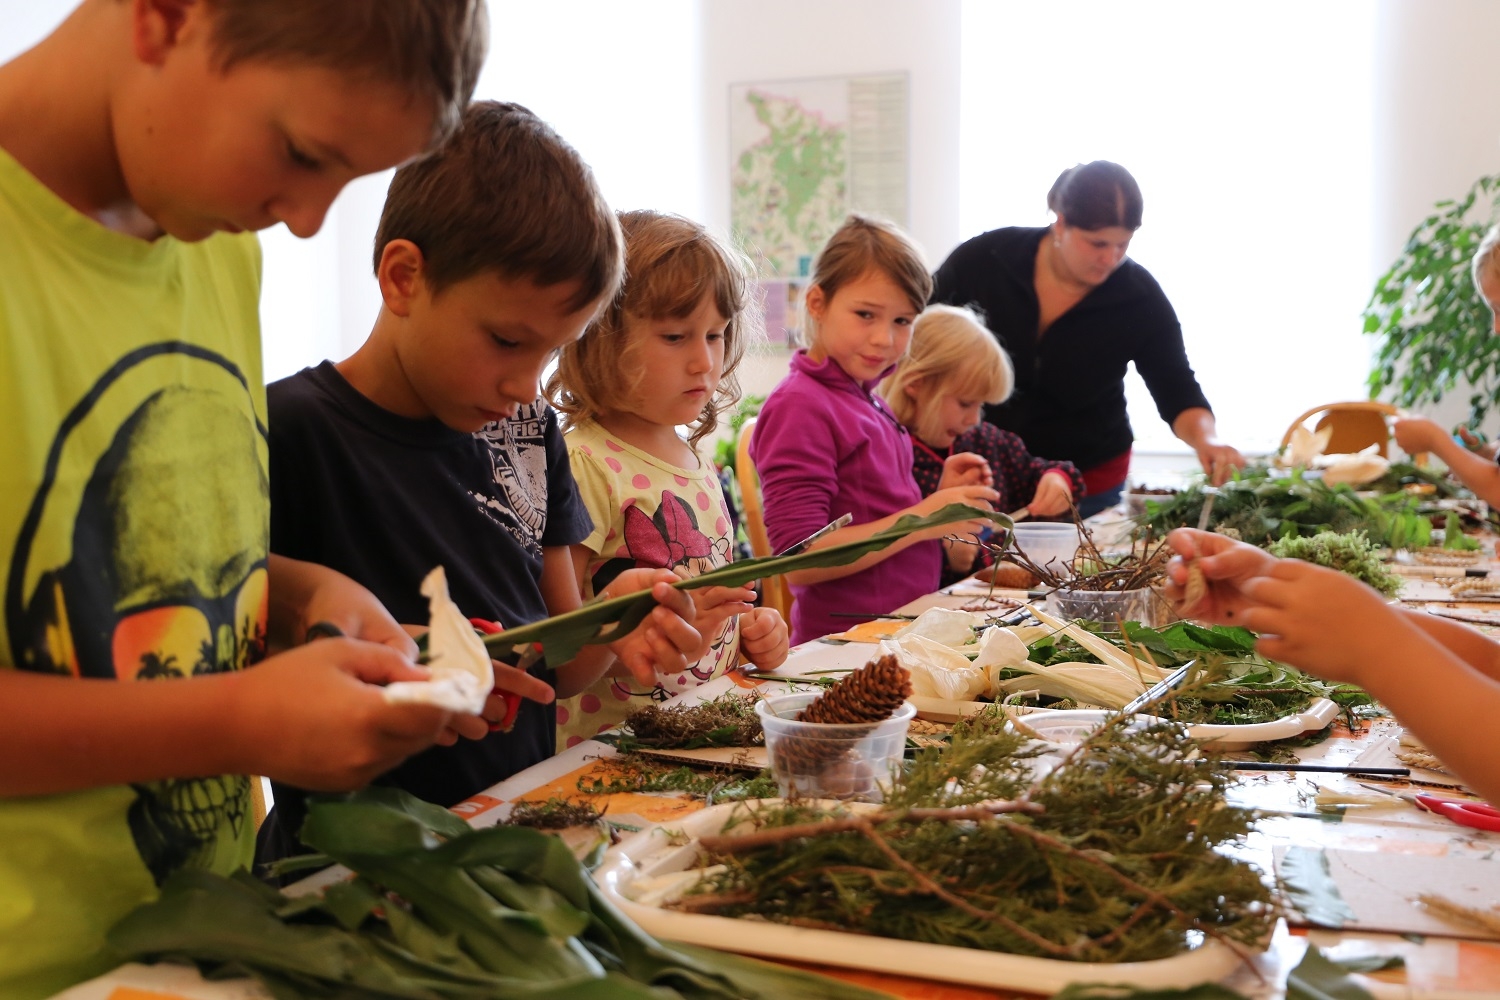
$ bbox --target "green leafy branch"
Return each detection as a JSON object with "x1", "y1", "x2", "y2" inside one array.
[
  {"x1": 1366, "y1": 173, "x2": 1500, "y2": 425},
  {"x1": 485, "y1": 504, "x2": 1010, "y2": 666}
]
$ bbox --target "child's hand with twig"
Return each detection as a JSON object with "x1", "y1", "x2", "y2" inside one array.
[
  {"x1": 1027, "y1": 470, "x2": 1073, "y2": 517},
  {"x1": 739, "y1": 606, "x2": 789, "y2": 670},
  {"x1": 1163, "y1": 527, "x2": 1277, "y2": 622}
]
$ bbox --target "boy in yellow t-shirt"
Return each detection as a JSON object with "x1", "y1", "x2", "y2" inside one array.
[{"x1": 0, "y1": 2, "x2": 494, "y2": 995}]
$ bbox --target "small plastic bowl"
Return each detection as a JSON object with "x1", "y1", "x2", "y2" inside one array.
[
  {"x1": 756, "y1": 693, "x2": 916, "y2": 802},
  {"x1": 1007, "y1": 522, "x2": 1081, "y2": 571}
]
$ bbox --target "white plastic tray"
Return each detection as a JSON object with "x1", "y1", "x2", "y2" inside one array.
[
  {"x1": 596, "y1": 800, "x2": 1254, "y2": 993},
  {"x1": 908, "y1": 697, "x2": 1341, "y2": 751}
]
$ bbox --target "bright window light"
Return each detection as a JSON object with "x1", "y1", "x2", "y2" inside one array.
[{"x1": 958, "y1": 1, "x2": 1376, "y2": 456}]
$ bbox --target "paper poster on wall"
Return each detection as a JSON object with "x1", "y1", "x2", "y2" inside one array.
[{"x1": 729, "y1": 72, "x2": 909, "y2": 295}]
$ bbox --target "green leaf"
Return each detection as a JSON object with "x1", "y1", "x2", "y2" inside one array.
[
  {"x1": 1279, "y1": 847, "x2": 1356, "y2": 929},
  {"x1": 1286, "y1": 943, "x2": 1378, "y2": 1000},
  {"x1": 483, "y1": 504, "x2": 1011, "y2": 665}
]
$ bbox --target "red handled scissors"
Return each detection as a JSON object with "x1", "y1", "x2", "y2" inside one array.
[
  {"x1": 468, "y1": 617, "x2": 524, "y2": 733},
  {"x1": 1415, "y1": 794, "x2": 1500, "y2": 833}
]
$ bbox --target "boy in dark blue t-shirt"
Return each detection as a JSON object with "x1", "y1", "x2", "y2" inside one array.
[{"x1": 258, "y1": 102, "x2": 718, "y2": 863}]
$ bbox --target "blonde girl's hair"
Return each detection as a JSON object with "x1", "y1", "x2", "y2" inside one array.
[
  {"x1": 803, "y1": 214, "x2": 932, "y2": 348},
  {"x1": 1474, "y1": 225, "x2": 1500, "y2": 293},
  {"x1": 548, "y1": 210, "x2": 761, "y2": 450},
  {"x1": 879, "y1": 305, "x2": 1014, "y2": 444}
]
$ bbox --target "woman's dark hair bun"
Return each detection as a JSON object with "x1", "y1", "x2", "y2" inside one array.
[{"x1": 1046, "y1": 160, "x2": 1143, "y2": 231}]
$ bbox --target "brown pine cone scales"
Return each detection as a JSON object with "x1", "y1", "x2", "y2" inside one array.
[
  {"x1": 799, "y1": 655, "x2": 913, "y2": 725},
  {"x1": 771, "y1": 656, "x2": 913, "y2": 797}
]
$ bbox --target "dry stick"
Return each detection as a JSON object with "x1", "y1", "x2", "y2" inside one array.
[
  {"x1": 851, "y1": 816, "x2": 1081, "y2": 957},
  {"x1": 999, "y1": 819, "x2": 1260, "y2": 968}
]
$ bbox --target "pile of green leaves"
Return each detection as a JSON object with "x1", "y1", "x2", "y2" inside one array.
[
  {"x1": 1019, "y1": 620, "x2": 1369, "y2": 727},
  {"x1": 1265, "y1": 531, "x2": 1402, "y2": 596},
  {"x1": 685, "y1": 714, "x2": 1274, "y2": 963},
  {"x1": 1133, "y1": 465, "x2": 1429, "y2": 550},
  {"x1": 107, "y1": 789, "x2": 886, "y2": 1000}
]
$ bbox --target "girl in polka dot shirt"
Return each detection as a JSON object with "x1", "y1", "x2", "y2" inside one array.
[{"x1": 546, "y1": 210, "x2": 790, "y2": 746}]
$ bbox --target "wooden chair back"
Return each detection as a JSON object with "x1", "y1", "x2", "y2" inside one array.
[{"x1": 734, "y1": 417, "x2": 794, "y2": 622}]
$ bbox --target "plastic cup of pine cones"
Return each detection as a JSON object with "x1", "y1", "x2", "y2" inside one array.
[{"x1": 756, "y1": 655, "x2": 915, "y2": 802}]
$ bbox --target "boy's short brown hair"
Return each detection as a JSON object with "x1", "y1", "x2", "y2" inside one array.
[
  {"x1": 205, "y1": 0, "x2": 489, "y2": 145},
  {"x1": 374, "y1": 101, "x2": 623, "y2": 311}
]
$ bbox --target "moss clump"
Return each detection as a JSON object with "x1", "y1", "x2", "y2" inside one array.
[{"x1": 1266, "y1": 529, "x2": 1401, "y2": 596}]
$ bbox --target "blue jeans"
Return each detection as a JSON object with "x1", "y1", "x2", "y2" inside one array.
[{"x1": 1077, "y1": 482, "x2": 1123, "y2": 518}]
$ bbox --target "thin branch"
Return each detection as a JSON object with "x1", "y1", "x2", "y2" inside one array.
[{"x1": 696, "y1": 799, "x2": 1044, "y2": 855}]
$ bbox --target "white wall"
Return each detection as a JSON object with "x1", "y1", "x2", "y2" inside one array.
[
  {"x1": 698, "y1": 0, "x2": 963, "y2": 409},
  {"x1": 5, "y1": 0, "x2": 1500, "y2": 447}
]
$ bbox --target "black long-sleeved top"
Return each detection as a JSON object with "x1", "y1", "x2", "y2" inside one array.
[{"x1": 931, "y1": 226, "x2": 1211, "y2": 471}]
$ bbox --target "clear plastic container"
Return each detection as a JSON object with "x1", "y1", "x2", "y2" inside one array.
[
  {"x1": 1007, "y1": 522, "x2": 1081, "y2": 572},
  {"x1": 1049, "y1": 586, "x2": 1173, "y2": 628},
  {"x1": 756, "y1": 693, "x2": 916, "y2": 802}
]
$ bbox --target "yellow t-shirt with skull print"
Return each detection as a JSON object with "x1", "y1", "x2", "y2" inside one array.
[
  {"x1": 0, "y1": 149, "x2": 266, "y2": 998},
  {"x1": 559, "y1": 419, "x2": 742, "y2": 748}
]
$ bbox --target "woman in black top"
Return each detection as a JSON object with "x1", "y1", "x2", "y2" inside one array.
[{"x1": 931, "y1": 161, "x2": 1243, "y2": 515}]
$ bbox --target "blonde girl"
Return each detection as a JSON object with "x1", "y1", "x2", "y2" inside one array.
[
  {"x1": 750, "y1": 215, "x2": 998, "y2": 644},
  {"x1": 547, "y1": 210, "x2": 789, "y2": 746},
  {"x1": 880, "y1": 304, "x2": 1084, "y2": 584}
]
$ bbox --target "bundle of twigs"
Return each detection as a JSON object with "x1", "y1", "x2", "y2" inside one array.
[
  {"x1": 997, "y1": 510, "x2": 1170, "y2": 592},
  {"x1": 678, "y1": 712, "x2": 1274, "y2": 964}
]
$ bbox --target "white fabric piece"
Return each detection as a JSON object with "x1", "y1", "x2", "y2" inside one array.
[{"x1": 383, "y1": 565, "x2": 493, "y2": 714}]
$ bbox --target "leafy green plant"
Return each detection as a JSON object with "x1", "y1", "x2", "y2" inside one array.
[
  {"x1": 1134, "y1": 465, "x2": 1429, "y2": 550},
  {"x1": 107, "y1": 789, "x2": 887, "y2": 1000},
  {"x1": 1366, "y1": 174, "x2": 1500, "y2": 426},
  {"x1": 711, "y1": 393, "x2": 765, "y2": 473}
]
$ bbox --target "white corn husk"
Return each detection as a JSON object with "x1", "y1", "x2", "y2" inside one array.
[
  {"x1": 879, "y1": 633, "x2": 989, "y2": 702},
  {"x1": 384, "y1": 566, "x2": 493, "y2": 713},
  {"x1": 1281, "y1": 425, "x2": 1333, "y2": 468},
  {"x1": 972, "y1": 626, "x2": 1031, "y2": 673},
  {"x1": 1316, "y1": 445, "x2": 1390, "y2": 486},
  {"x1": 894, "y1": 607, "x2": 987, "y2": 650},
  {"x1": 986, "y1": 605, "x2": 1168, "y2": 708}
]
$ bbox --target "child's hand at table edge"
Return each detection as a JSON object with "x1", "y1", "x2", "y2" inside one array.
[
  {"x1": 601, "y1": 568, "x2": 703, "y2": 688},
  {"x1": 740, "y1": 606, "x2": 789, "y2": 670}
]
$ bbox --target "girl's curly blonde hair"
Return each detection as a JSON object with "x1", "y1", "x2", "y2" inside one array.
[{"x1": 548, "y1": 210, "x2": 760, "y2": 450}]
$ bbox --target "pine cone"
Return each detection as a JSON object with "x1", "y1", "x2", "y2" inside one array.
[
  {"x1": 799, "y1": 655, "x2": 912, "y2": 725},
  {"x1": 772, "y1": 657, "x2": 912, "y2": 796}
]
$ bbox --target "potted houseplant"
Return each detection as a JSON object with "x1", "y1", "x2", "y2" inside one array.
[{"x1": 1366, "y1": 174, "x2": 1500, "y2": 426}]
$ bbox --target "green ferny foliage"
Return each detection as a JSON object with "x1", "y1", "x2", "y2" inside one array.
[{"x1": 1366, "y1": 174, "x2": 1500, "y2": 426}]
